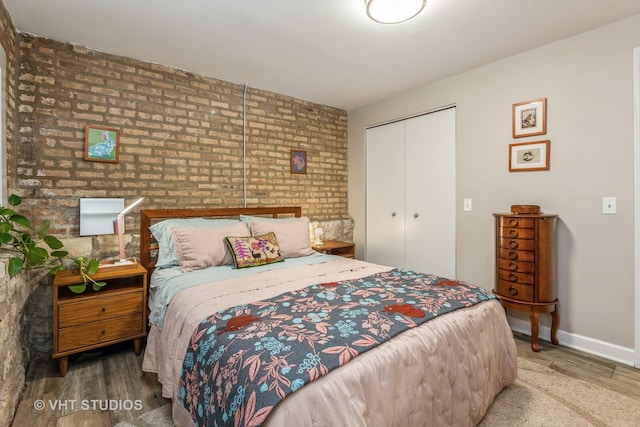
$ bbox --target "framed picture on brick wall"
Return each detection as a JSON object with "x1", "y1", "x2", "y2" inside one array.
[
  {"x1": 84, "y1": 125, "x2": 120, "y2": 163},
  {"x1": 291, "y1": 149, "x2": 307, "y2": 174}
]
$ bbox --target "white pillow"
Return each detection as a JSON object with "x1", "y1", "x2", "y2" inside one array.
[
  {"x1": 249, "y1": 216, "x2": 314, "y2": 258},
  {"x1": 171, "y1": 221, "x2": 250, "y2": 272}
]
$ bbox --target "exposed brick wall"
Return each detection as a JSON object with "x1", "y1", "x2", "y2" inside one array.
[
  {"x1": 15, "y1": 34, "x2": 348, "y2": 248},
  {"x1": 2, "y1": 18, "x2": 349, "y2": 426},
  {"x1": 0, "y1": 1, "x2": 24, "y2": 426}
]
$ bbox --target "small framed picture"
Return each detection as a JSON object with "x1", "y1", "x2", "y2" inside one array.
[
  {"x1": 84, "y1": 125, "x2": 120, "y2": 163},
  {"x1": 509, "y1": 140, "x2": 550, "y2": 172},
  {"x1": 512, "y1": 98, "x2": 546, "y2": 138},
  {"x1": 291, "y1": 149, "x2": 307, "y2": 174}
]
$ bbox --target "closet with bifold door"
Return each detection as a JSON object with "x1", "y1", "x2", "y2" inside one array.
[{"x1": 365, "y1": 107, "x2": 456, "y2": 278}]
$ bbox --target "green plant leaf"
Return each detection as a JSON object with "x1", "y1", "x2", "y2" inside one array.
[
  {"x1": 9, "y1": 214, "x2": 31, "y2": 229},
  {"x1": 50, "y1": 250, "x2": 69, "y2": 258},
  {"x1": 0, "y1": 232, "x2": 12, "y2": 244},
  {"x1": 37, "y1": 220, "x2": 51, "y2": 239},
  {"x1": 43, "y1": 234, "x2": 64, "y2": 249},
  {"x1": 68, "y1": 283, "x2": 87, "y2": 294},
  {"x1": 20, "y1": 233, "x2": 34, "y2": 245},
  {"x1": 86, "y1": 258, "x2": 100, "y2": 275},
  {"x1": 8, "y1": 194, "x2": 21, "y2": 207},
  {"x1": 8, "y1": 257, "x2": 24, "y2": 279},
  {"x1": 0, "y1": 207, "x2": 17, "y2": 216},
  {"x1": 25, "y1": 246, "x2": 48, "y2": 265},
  {"x1": 49, "y1": 264, "x2": 65, "y2": 275},
  {"x1": 92, "y1": 281, "x2": 107, "y2": 291}
]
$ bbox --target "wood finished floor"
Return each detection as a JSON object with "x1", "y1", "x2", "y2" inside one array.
[{"x1": 11, "y1": 333, "x2": 640, "y2": 426}]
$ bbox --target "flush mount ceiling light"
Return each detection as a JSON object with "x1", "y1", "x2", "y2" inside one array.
[{"x1": 365, "y1": 0, "x2": 426, "y2": 24}]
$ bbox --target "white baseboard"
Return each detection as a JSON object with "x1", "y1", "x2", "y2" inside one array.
[{"x1": 508, "y1": 316, "x2": 636, "y2": 366}]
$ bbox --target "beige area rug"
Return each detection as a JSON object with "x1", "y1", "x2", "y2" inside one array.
[
  {"x1": 115, "y1": 358, "x2": 640, "y2": 427},
  {"x1": 479, "y1": 358, "x2": 640, "y2": 427}
]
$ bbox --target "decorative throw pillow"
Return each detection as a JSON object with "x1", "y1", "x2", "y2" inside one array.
[
  {"x1": 171, "y1": 221, "x2": 251, "y2": 272},
  {"x1": 249, "y1": 216, "x2": 315, "y2": 258},
  {"x1": 224, "y1": 232, "x2": 284, "y2": 269}
]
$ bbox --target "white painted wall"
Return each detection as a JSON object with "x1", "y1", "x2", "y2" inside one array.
[{"x1": 349, "y1": 15, "x2": 640, "y2": 362}]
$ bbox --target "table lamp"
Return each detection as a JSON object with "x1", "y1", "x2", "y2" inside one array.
[
  {"x1": 314, "y1": 227, "x2": 323, "y2": 246},
  {"x1": 113, "y1": 197, "x2": 144, "y2": 265}
]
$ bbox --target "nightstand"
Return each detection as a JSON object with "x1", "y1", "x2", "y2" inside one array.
[
  {"x1": 312, "y1": 240, "x2": 355, "y2": 258},
  {"x1": 52, "y1": 262, "x2": 148, "y2": 376}
]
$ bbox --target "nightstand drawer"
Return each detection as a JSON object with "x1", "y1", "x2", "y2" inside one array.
[
  {"x1": 58, "y1": 292, "x2": 143, "y2": 328},
  {"x1": 58, "y1": 313, "x2": 143, "y2": 353}
]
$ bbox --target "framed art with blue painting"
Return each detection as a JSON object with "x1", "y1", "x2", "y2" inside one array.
[
  {"x1": 84, "y1": 125, "x2": 120, "y2": 163},
  {"x1": 290, "y1": 149, "x2": 307, "y2": 174}
]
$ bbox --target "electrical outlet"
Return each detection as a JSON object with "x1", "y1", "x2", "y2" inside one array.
[
  {"x1": 463, "y1": 199, "x2": 472, "y2": 211},
  {"x1": 602, "y1": 197, "x2": 616, "y2": 214}
]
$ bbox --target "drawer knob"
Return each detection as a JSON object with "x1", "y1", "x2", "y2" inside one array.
[
  {"x1": 508, "y1": 251, "x2": 518, "y2": 260},
  {"x1": 508, "y1": 287, "x2": 518, "y2": 296},
  {"x1": 508, "y1": 240, "x2": 518, "y2": 249},
  {"x1": 509, "y1": 262, "x2": 518, "y2": 271},
  {"x1": 509, "y1": 219, "x2": 518, "y2": 226},
  {"x1": 509, "y1": 229, "x2": 518, "y2": 237},
  {"x1": 101, "y1": 307, "x2": 106, "y2": 312},
  {"x1": 509, "y1": 273, "x2": 518, "y2": 282},
  {"x1": 101, "y1": 330, "x2": 106, "y2": 335}
]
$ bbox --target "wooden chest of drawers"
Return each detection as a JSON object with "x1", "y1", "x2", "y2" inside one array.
[
  {"x1": 493, "y1": 212, "x2": 559, "y2": 352},
  {"x1": 52, "y1": 263, "x2": 148, "y2": 376}
]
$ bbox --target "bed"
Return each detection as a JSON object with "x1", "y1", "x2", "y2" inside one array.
[{"x1": 140, "y1": 206, "x2": 517, "y2": 427}]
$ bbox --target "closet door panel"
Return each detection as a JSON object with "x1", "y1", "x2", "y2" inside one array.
[
  {"x1": 404, "y1": 109, "x2": 456, "y2": 277},
  {"x1": 365, "y1": 121, "x2": 405, "y2": 268}
]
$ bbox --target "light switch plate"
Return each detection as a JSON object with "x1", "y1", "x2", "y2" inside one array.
[
  {"x1": 463, "y1": 199, "x2": 472, "y2": 211},
  {"x1": 602, "y1": 197, "x2": 616, "y2": 214}
]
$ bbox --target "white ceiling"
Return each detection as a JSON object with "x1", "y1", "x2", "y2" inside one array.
[{"x1": 6, "y1": 0, "x2": 640, "y2": 110}]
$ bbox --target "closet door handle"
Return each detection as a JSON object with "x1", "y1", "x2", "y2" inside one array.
[
  {"x1": 391, "y1": 212, "x2": 397, "y2": 217},
  {"x1": 413, "y1": 213, "x2": 419, "y2": 218}
]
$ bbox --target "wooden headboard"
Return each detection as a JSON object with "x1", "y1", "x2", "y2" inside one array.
[{"x1": 139, "y1": 206, "x2": 302, "y2": 275}]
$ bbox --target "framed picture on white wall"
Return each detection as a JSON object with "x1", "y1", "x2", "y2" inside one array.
[
  {"x1": 512, "y1": 98, "x2": 547, "y2": 138},
  {"x1": 509, "y1": 140, "x2": 550, "y2": 172}
]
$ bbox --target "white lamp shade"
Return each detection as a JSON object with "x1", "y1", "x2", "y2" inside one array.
[{"x1": 365, "y1": 0, "x2": 426, "y2": 24}]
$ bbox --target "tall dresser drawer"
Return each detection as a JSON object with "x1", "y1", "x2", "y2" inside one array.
[
  {"x1": 497, "y1": 258, "x2": 535, "y2": 273},
  {"x1": 496, "y1": 280, "x2": 534, "y2": 302},
  {"x1": 499, "y1": 227, "x2": 535, "y2": 239},
  {"x1": 58, "y1": 292, "x2": 143, "y2": 328},
  {"x1": 497, "y1": 269, "x2": 535, "y2": 285},
  {"x1": 497, "y1": 217, "x2": 535, "y2": 229},
  {"x1": 497, "y1": 248, "x2": 535, "y2": 262},
  {"x1": 498, "y1": 238, "x2": 536, "y2": 251}
]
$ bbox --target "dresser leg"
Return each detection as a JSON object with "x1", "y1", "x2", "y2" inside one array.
[
  {"x1": 530, "y1": 312, "x2": 540, "y2": 352},
  {"x1": 133, "y1": 338, "x2": 142, "y2": 356},
  {"x1": 550, "y1": 305, "x2": 559, "y2": 345},
  {"x1": 58, "y1": 356, "x2": 69, "y2": 377}
]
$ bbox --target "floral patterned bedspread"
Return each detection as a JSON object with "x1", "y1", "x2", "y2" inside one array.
[{"x1": 177, "y1": 268, "x2": 496, "y2": 427}]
